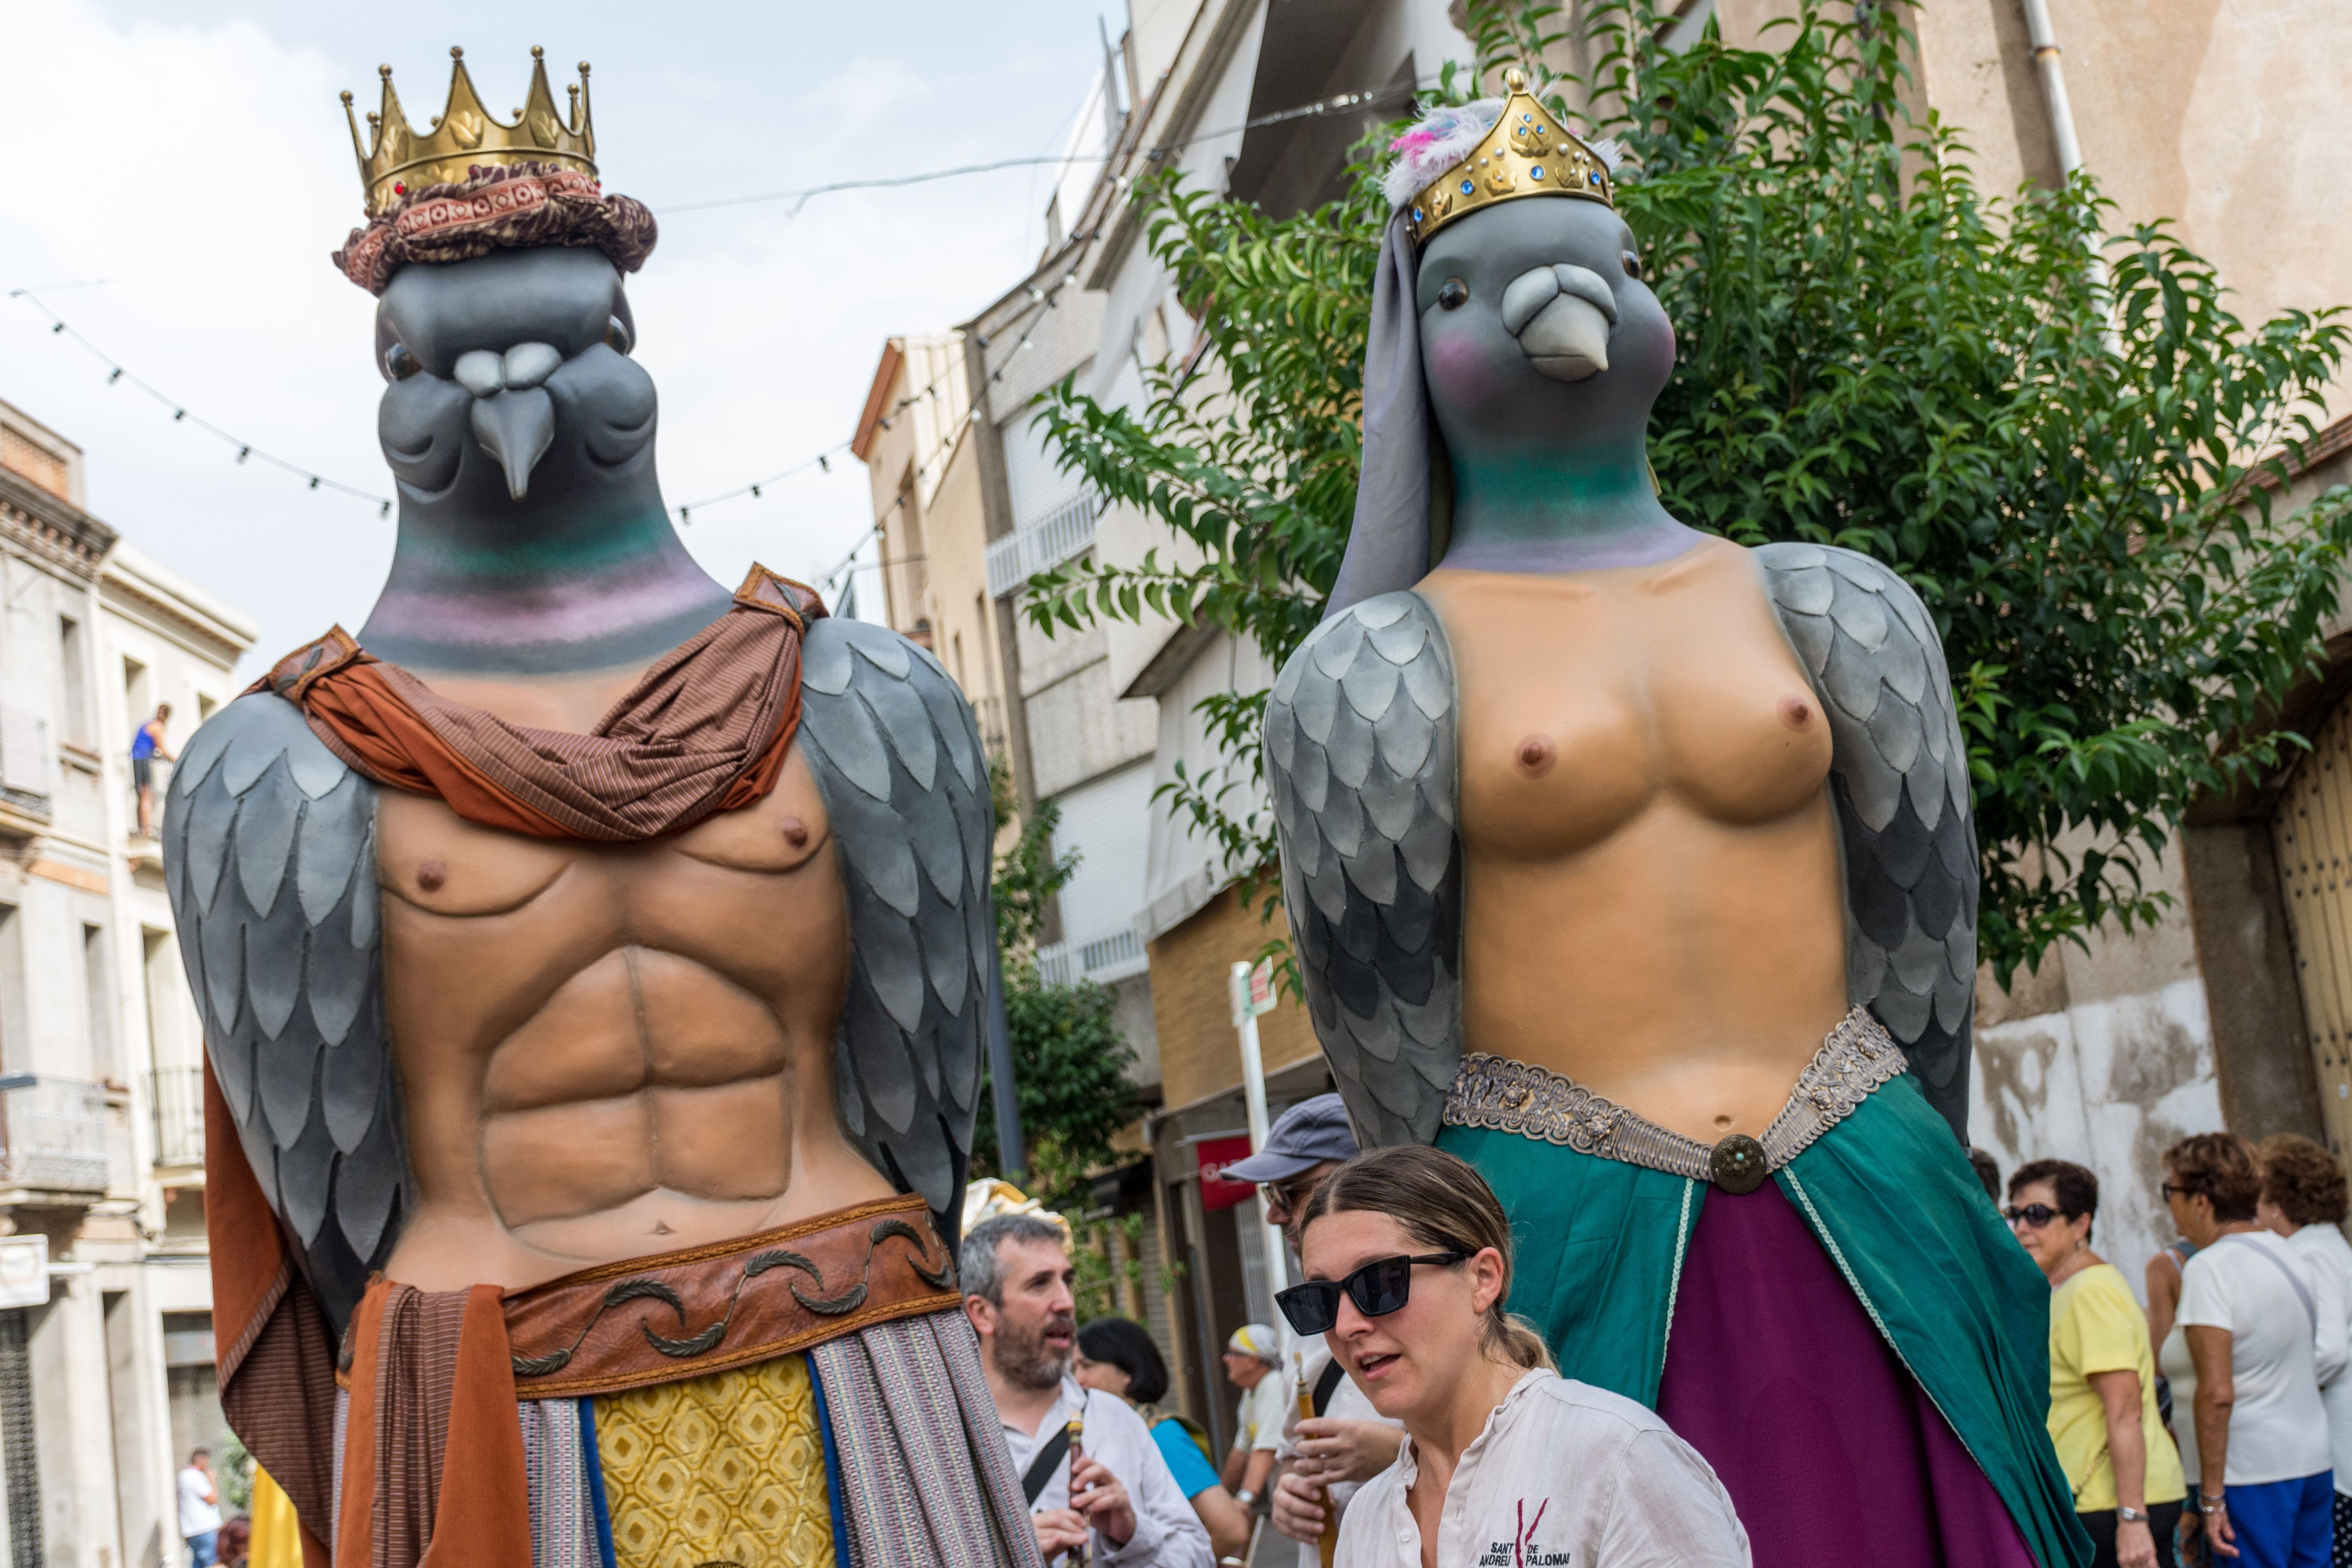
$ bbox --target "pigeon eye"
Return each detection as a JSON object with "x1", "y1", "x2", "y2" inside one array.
[
  {"x1": 604, "y1": 315, "x2": 634, "y2": 355},
  {"x1": 1437, "y1": 278, "x2": 1469, "y2": 311},
  {"x1": 1621, "y1": 251, "x2": 1643, "y2": 280},
  {"x1": 383, "y1": 342, "x2": 420, "y2": 381}
]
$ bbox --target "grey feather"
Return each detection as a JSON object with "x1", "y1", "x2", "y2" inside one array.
[
  {"x1": 162, "y1": 693, "x2": 406, "y2": 1342},
  {"x1": 1265, "y1": 592, "x2": 1461, "y2": 1147},
  {"x1": 1758, "y1": 543, "x2": 1979, "y2": 1140},
  {"x1": 797, "y1": 617, "x2": 992, "y2": 1254}
]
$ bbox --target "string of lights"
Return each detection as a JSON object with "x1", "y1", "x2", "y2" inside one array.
[
  {"x1": 5, "y1": 286, "x2": 396, "y2": 514},
  {"x1": 2, "y1": 75, "x2": 1425, "y2": 527}
]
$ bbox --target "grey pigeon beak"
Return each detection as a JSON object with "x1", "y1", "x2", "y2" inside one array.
[
  {"x1": 453, "y1": 342, "x2": 563, "y2": 499},
  {"x1": 471, "y1": 389, "x2": 555, "y2": 501},
  {"x1": 1500, "y1": 263, "x2": 1619, "y2": 383}
]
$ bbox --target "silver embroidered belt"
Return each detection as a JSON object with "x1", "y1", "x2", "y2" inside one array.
[{"x1": 1440, "y1": 1007, "x2": 1907, "y2": 1194}]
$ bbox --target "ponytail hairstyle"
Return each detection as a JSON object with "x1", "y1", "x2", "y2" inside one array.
[{"x1": 1298, "y1": 1144, "x2": 1555, "y2": 1373}]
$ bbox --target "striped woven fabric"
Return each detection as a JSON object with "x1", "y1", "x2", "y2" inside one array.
[
  {"x1": 810, "y1": 1311, "x2": 1043, "y2": 1568},
  {"x1": 519, "y1": 1400, "x2": 601, "y2": 1568}
]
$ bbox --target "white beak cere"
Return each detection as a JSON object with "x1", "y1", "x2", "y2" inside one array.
[
  {"x1": 1499, "y1": 264, "x2": 1618, "y2": 383},
  {"x1": 451, "y1": 341, "x2": 564, "y2": 398}
]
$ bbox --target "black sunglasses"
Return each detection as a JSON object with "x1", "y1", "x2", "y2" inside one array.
[
  {"x1": 1276, "y1": 1252, "x2": 1467, "y2": 1335},
  {"x1": 2001, "y1": 1203, "x2": 2066, "y2": 1228}
]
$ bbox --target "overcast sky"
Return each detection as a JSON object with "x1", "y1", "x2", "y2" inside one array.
[{"x1": 0, "y1": 0, "x2": 1114, "y2": 670}]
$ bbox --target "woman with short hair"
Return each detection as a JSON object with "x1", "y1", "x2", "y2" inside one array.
[
  {"x1": 2005, "y1": 1158, "x2": 2186, "y2": 1567},
  {"x1": 1076, "y1": 1316, "x2": 1253, "y2": 1563},
  {"x1": 2257, "y1": 1133, "x2": 2352, "y2": 1557},
  {"x1": 2165, "y1": 1131, "x2": 2343, "y2": 1566},
  {"x1": 1281, "y1": 1145, "x2": 1749, "y2": 1566}
]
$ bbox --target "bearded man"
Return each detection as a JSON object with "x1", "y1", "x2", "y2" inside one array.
[{"x1": 962, "y1": 1214, "x2": 1213, "y2": 1568}]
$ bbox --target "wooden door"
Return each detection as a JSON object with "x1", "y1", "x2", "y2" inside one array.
[{"x1": 2270, "y1": 696, "x2": 2352, "y2": 1158}]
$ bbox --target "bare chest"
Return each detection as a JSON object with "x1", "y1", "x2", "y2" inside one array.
[
  {"x1": 1422, "y1": 541, "x2": 1833, "y2": 858},
  {"x1": 373, "y1": 746, "x2": 849, "y2": 1071}
]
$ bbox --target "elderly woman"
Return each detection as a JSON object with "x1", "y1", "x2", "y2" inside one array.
[
  {"x1": 1281, "y1": 1145, "x2": 1748, "y2": 1566},
  {"x1": 2006, "y1": 1160, "x2": 2187, "y2": 1567},
  {"x1": 2257, "y1": 1133, "x2": 2352, "y2": 1557},
  {"x1": 2165, "y1": 1132, "x2": 2343, "y2": 1567}
]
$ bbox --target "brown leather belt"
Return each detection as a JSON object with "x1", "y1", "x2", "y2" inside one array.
[{"x1": 500, "y1": 1193, "x2": 961, "y2": 1398}]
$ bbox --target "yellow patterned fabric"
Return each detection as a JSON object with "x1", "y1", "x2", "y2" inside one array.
[{"x1": 593, "y1": 1353, "x2": 835, "y2": 1568}]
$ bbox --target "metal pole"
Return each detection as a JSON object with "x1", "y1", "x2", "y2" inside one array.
[
  {"x1": 2018, "y1": 0, "x2": 2121, "y2": 354},
  {"x1": 988, "y1": 945, "x2": 1026, "y2": 1183},
  {"x1": 1231, "y1": 962, "x2": 1289, "y2": 1296}
]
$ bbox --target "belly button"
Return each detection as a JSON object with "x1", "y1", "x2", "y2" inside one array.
[
  {"x1": 778, "y1": 815, "x2": 810, "y2": 847},
  {"x1": 1515, "y1": 735, "x2": 1556, "y2": 778},
  {"x1": 1713, "y1": 1113, "x2": 1734, "y2": 1131},
  {"x1": 1778, "y1": 694, "x2": 1813, "y2": 731},
  {"x1": 416, "y1": 859, "x2": 447, "y2": 892}
]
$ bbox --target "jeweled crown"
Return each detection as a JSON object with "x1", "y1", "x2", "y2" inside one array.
[
  {"x1": 1406, "y1": 68, "x2": 1614, "y2": 246},
  {"x1": 342, "y1": 46, "x2": 597, "y2": 218}
]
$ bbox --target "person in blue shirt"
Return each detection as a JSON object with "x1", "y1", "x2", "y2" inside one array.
[
  {"x1": 1078, "y1": 1317, "x2": 1252, "y2": 1563},
  {"x1": 130, "y1": 703, "x2": 173, "y2": 836}
]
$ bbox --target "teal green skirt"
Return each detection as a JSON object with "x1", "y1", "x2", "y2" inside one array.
[{"x1": 1439, "y1": 1071, "x2": 2088, "y2": 1568}]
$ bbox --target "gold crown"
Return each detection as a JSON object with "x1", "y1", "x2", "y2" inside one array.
[
  {"x1": 342, "y1": 46, "x2": 597, "y2": 218},
  {"x1": 1407, "y1": 68, "x2": 1613, "y2": 246}
]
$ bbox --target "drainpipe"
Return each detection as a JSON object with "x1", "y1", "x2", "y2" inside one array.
[{"x1": 2018, "y1": 0, "x2": 2122, "y2": 352}]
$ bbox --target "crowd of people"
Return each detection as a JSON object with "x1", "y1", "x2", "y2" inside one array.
[
  {"x1": 1998, "y1": 1133, "x2": 2349, "y2": 1568},
  {"x1": 960, "y1": 1100, "x2": 2349, "y2": 1568}
]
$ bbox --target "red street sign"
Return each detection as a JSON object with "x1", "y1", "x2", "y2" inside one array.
[{"x1": 1197, "y1": 1135, "x2": 1257, "y2": 1212}]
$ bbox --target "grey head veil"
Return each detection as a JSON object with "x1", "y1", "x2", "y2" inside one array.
[{"x1": 1326, "y1": 211, "x2": 1436, "y2": 619}]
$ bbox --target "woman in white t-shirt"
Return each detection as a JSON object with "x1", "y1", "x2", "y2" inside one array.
[
  {"x1": 2258, "y1": 1133, "x2": 2352, "y2": 1559},
  {"x1": 1278, "y1": 1144, "x2": 1749, "y2": 1568},
  {"x1": 2165, "y1": 1133, "x2": 2343, "y2": 1565}
]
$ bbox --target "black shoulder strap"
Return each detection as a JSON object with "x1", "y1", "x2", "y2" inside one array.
[
  {"x1": 1022, "y1": 1428, "x2": 1073, "y2": 1506},
  {"x1": 1312, "y1": 1357, "x2": 1346, "y2": 1417}
]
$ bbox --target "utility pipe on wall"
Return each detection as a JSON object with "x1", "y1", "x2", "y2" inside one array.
[{"x1": 2018, "y1": 0, "x2": 2122, "y2": 352}]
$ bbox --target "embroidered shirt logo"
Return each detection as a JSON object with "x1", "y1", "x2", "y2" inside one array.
[{"x1": 1477, "y1": 1500, "x2": 1567, "y2": 1567}]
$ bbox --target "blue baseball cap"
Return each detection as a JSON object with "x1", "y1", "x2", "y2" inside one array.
[{"x1": 1221, "y1": 1094, "x2": 1359, "y2": 1184}]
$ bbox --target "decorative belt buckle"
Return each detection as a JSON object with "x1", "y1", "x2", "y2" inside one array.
[{"x1": 1708, "y1": 1133, "x2": 1769, "y2": 1194}]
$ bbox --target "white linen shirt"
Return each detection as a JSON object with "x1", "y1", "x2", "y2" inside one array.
[
  {"x1": 1337, "y1": 1371, "x2": 1750, "y2": 1568},
  {"x1": 1000, "y1": 1378, "x2": 1215, "y2": 1568},
  {"x1": 2284, "y1": 1221, "x2": 2352, "y2": 1494}
]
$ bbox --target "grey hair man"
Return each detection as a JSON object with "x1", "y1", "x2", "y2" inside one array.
[{"x1": 963, "y1": 1213, "x2": 1212, "y2": 1568}]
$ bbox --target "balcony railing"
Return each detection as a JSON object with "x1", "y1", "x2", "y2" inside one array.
[
  {"x1": 146, "y1": 1066, "x2": 205, "y2": 1169},
  {"x1": 985, "y1": 492, "x2": 1101, "y2": 598},
  {"x1": 1037, "y1": 926, "x2": 1148, "y2": 988},
  {"x1": 0, "y1": 1074, "x2": 109, "y2": 1193}
]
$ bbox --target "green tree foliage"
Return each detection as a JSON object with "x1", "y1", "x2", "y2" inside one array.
[
  {"x1": 972, "y1": 759, "x2": 1138, "y2": 1213},
  {"x1": 1024, "y1": 0, "x2": 2352, "y2": 985}
]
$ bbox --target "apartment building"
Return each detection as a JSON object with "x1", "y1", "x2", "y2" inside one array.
[{"x1": 0, "y1": 398, "x2": 258, "y2": 1568}]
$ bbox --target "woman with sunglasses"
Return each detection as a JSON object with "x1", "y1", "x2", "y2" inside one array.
[
  {"x1": 2005, "y1": 1160, "x2": 2187, "y2": 1567},
  {"x1": 1278, "y1": 1146, "x2": 1748, "y2": 1567}
]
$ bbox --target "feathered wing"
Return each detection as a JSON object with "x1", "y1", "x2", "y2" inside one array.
[
  {"x1": 162, "y1": 693, "x2": 406, "y2": 1341},
  {"x1": 795, "y1": 617, "x2": 994, "y2": 1254},
  {"x1": 1265, "y1": 591, "x2": 1463, "y2": 1147},
  {"x1": 1755, "y1": 542, "x2": 1980, "y2": 1139}
]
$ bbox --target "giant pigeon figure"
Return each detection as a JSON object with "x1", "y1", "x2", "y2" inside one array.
[
  {"x1": 1262, "y1": 74, "x2": 2088, "y2": 1568},
  {"x1": 163, "y1": 49, "x2": 1040, "y2": 1568}
]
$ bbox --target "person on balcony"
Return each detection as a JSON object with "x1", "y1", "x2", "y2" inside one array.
[{"x1": 130, "y1": 702, "x2": 172, "y2": 836}]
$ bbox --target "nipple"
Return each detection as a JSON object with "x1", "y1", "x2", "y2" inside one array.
[
  {"x1": 416, "y1": 860, "x2": 447, "y2": 892},
  {"x1": 1777, "y1": 694, "x2": 1813, "y2": 731},
  {"x1": 779, "y1": 815, "x2": 810, "y2": 848},
  {"x1": 1515, "y1": 735, "x2": 1556, "y2": 778}
]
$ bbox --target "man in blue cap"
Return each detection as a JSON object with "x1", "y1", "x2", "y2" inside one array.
[{"x1": 1223, "y1": 1096, "x2": 1404, "y2": 1565}]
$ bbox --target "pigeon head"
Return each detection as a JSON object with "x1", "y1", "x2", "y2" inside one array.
[
  {"x1": 1414, "y1": 197, "x2": 1674, "y2": 461},
  {"x1": 375, "y1": 246, "x2": 654, "y2": 506}
]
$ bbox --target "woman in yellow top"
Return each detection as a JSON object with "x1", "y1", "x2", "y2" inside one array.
[{"x1": 2007, "y1": 1159, "x2": 2189, "y2": 1568}]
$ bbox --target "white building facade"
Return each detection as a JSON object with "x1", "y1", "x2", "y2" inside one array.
[{"x1": 0, "y1": 399, "x2": 257, "y2": 1568}]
